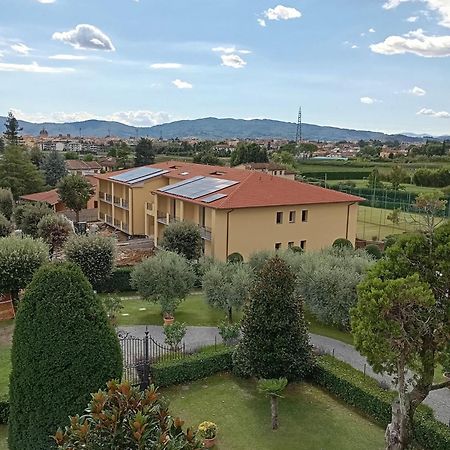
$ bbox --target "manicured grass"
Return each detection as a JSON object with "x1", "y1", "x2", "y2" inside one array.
[
  {"x1": 306, "y1": 312, "x2": 354, "y2": 345},
  {"x1": 0, "y1": 320, "x2": 13, "y2": 399},
  {"x1": 164, "y1": 373, "x2": 384, "y2": 450},
  {"x1": 0, "y1": 426, "x2": 7, "y2": 450},
  {"x1": 109, "y1": 292, "x2": 243, "y2": 327}
]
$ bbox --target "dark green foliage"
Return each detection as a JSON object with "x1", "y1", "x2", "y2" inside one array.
[
  {"x1": 42, "y1": 149, "x2": 68, "y2": 187},
  {"x1": 227, "y1": 252, "x2": 243, "y2": 263},
  {"x1": 0, "y1": 137, "x2": 4, "y2": 153},
  {"x1": 233, "y1": 256, "x2": 314, "y2": 380},
  {"x1": 95, "y1": 266, "x2": 135, "y2": 293},
  {"x1": 0, "y1": 396, "x2": 8, "y2": 424},
  {"x1": 313, "y1": 356, "x2": 450, "y2": 450},
  {"x1": 14, "y1": 202, "x2": 53, "y2": 238},
  {"x1": 3, "y1": 111, "x2": 22, "y2": 145},
  {"x1": 192, "y1": 151, "x2": 221, "y2": 166},
  {"x1": 57, "y1": 174, "x2": 94, "y2": 223},
  {"x1": 413, "y1": 168, "x2": 450, "y2": 187},
  {"x1": 8, "y1": 262, "x2": 122, "y2": 450},
  {"x1": 152, "y1": 347, "x2": 234, "y2": 387},
  {"x1": 230, "y1": 142, "x2": 268, "y2": 166},
  {"x1": 134, "y1": 138, "x2": 155, "y2": 166},
  {"x1": 37, "y1": 214, "x2": 73, "y2": 254},
  {"x1": 0, "y1": 188, "x2": 14, "y2": 219},
  {"x1": 29, "y1": 146, "x2": 44, "y2": 168},
  {"x1": 289, "y1": 245, "x2": 303, "y2": 254},
  {"x1": 332, "y1": 238, "x2": 353, "y2": 249},
  {"x1": 365, "y1": 244, "x2": 382, "y2": 259},
  {"x1": 0, "y1": 146, "x2": 46, "y2": 198},
  {"x1": 302, "y1": 171, "x2": 372, "y2": 181},
  {"x1": 0, "y1": 212, "x2": 12, "y2": 237},
  {"x1": 64, "y1": 234, "x2": 116, "y2": 287},
  {"x1": 161, "y1": 221, "x2": 202, "y2": 260}
]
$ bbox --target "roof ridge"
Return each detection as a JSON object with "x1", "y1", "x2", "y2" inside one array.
[{"x1": 218, "y1": 170, "x2": 260, "y2": 208}]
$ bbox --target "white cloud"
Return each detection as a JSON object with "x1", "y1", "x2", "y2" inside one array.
[
  {"x1": 417, "y1": 107, "x2": 450, "y2": 118},
  {"x1": 369, "y1": 28, "x2": 376, "y2": 33},
  {"x1": 221, "y1": 54, "x2": 247, "y2": 68},
  {"x1": 360, "y1": 96, "x2": 378, "y2": 104},
  {"x1": 264, "y1": 5, "x2": 302, "y2": 21},
  {"x1": 383, "y1": 1, "x2": 450, "y2": 28},
  {"x1": 370, "y1": 29, "x2": 450, "y2": 57},
  {"x1": 37, "y1": 0, "x2": 57, "y2": 3},
  {"x1": 48, "y1": 54, "x2": 87, "y2": 60},
  {"x1": 409, "y1": 86, "x2": 427, "y2": 96},
  {"x1": 172, "y1": 79, "x2": 193, "y2": 89},
  {"x1": 52, "y1": 24, "x2": 115, "y2": 51},
  {"x1": 11, "y1": 109, "x2": 172, "y2": 126},
  {"x1": 150, "y1": 63, "x2": 182, "y2": 69},
  {"x1": 257, "y1": 18, "x2": 267, "y2": 27},
  {"x1": 352, "y1": 44, "x2": 359, "y2": 49},
  {"x1": 0, "y1": 61, "x2": 74, "y2": 73},
  {"x1": 11, "y1": 43, "x2": 31, "y2": 55},
  {"x1": 407, "y1": 16, "x2": 419, "y2": 22},
  {"x1": 212, "y1": 46, "x2": 236, "y2": 54}
]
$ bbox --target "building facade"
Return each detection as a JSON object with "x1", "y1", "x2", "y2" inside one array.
[{"x1": 96, "y1": 161, "x2": 362, "y2": 261}]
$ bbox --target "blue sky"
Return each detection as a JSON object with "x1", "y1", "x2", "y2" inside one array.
[{"x1": 0, "y1": 0, "x2": 449, "y2": 135}]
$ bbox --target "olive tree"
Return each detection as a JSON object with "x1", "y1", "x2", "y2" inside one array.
[
  {"x1": 161, "y1": 221, "x2": 202, "y2": 260},
  {"x1": 202, "y1": 260, "x2": 252, "y2": 323},
  {"x1": 57, "y1": 174, "x2": 94, "y2": 223},
  {"x1": 131, "y1": 251, "x2": 195, "y2": 319},
  {"x1": 0, "y1": 236, "x2": 48, "y2": 305},
  {"x1": 0, "y1": 187, "x2": 14, "y2": 220},
  {"x1": 14, "y1": 202, "x2": 53, "y2": 238},
  {"x1": 38, "y1": 214, "x2": 74, "y2": 256},
  {"x1": 0, "y1": 213, "x2": 12, "y2": 237}
]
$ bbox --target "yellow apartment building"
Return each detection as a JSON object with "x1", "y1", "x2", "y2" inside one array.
[{"x1": 96, "y1": 161, "x2": 363, "y2": 261}]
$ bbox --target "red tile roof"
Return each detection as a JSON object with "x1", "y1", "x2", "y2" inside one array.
[
  {"x1": 65, "y1": 160, "x2": 101, "y2": 170},
  {"x1": 97, "y1": 161, "x2": 363, "y2": 209},
  {"x1": 20, "y1": 189, "x2": 60, "y2": 205}
]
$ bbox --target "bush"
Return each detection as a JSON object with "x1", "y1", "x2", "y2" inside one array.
[
  {"x1": 37, "y1": 214, "x2": 73, "y2": 254},
  {"x1": 289, "y1": 245, "x2": 303, "y2": 253},
  {"x1": 8, "y1": 262, "x2": 122, "y2": 450},
  {"x1": 163, "y1": 321, "x2": 187, "y2": 350},
  {"x1": 365, "y1": 243, "x2": 382, "y2": 260},
  {"x1": 95, "y1": 266, "x2": 135, "y2": 292},
  {"x1": 0, "y1": 212, "x2": 12, "y2": 237},
  {"x1": 161, "y1": 221, "x2": 202, "y2": 260},
  {"x1": 332, "y1": 238, "x2": 353, "y2": 249},
  {"x1": 0, "y1": 396, "x2": 8, "y2": 425},
  {"x1": 151, "y1": 346, "x2": 234, "y2": 387},
  {"x1": 312, "y1": 355, "x2": 450, "y2": 450},
  {"x1": 65, "y1": 234, "x2": 116, "y2": 287},
  {"x1": 218, "y1": 321, "x2": 241, "y2": 345},
  {"x1": 227, "y1": 252, "x2": 243, "y2": 263},
  {"x1": 0, "y1": 188, "x2": 14, "y2": 220},
  {"x1": 14, "y1": 202, "x2": 53, "y2": 238},
  {"x1": 54, "y1": 381, "x2": 202, "y2": 449}
]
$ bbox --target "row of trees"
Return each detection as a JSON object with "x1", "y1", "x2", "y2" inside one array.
[{"x1": 412, "y1": 167, "x2": 450, "y2": 188}]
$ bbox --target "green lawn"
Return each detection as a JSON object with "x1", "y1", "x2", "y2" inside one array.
[
  {"x1": 164, "y1": 373, "x2": 384, "y2": 450},
  {"x1": 109, "y1": 292, "x2": 242, "y2": 327},
  {"x1": 0, "y1": 321, "x2": 13, "y2": 398}
]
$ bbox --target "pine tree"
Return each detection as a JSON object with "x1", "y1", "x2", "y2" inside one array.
[
  {"x1": 134, "y1": 138, "x2": 155, "y2": 166},
  {"x1": 42, "y1": 149, "x2": 68, "y2": 186},
  {"x1": 233, "y1": 256, "x2": 314, "y2": 380},
  {"x1": 0, "y1": 146, "x2": 46, "y2": 198},
  {"x1": 3, "y1": 111, "x2": 23, "y2": 146},
  {"x1": 8, "y1": 262, "x2": 122, "y2": 450}
]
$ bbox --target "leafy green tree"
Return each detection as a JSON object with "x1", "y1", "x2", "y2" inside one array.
[
  {"x1": 29, "y1": 146, "x2": 44, "y2": 168},
  {"x1": 298, "y1": 142, "x2": 318, "y2": 156},
  {"x1": 192, "y1": 151, "x2": 221, "y2": 165},
  {"x1": 134, "y1": 138, "x2": 155, "y2": 166},
  {"x1": 64, "y1": 151, "x2": 79, "y2": 160},
  {"x1": 367, "y1": 168, "x2": 384, "y2": 189},
  {"x1": 0, "y1": 236, "x2": 48, "y2": 304},
  {"x1": 3, "y1": 111, "x2": 22, "y2": 146},
  {"x1": 0, "y1": 146, "x2": 46, "y2": 198},
  {"x1": 0, "y1": 137, "x2": 4, "y2": 153},
  {"x1": 202, "y1": 260, "x2": 252, "y2": 322},
  {"x1": 352, "y1": 224, "x2": 450, "y2": 449},
  {"x1": 163, "y1": 321, "x2": 187, "y2": 350},
  {"x1": 14, "y1": 202, "x2": 53, "y2": 238},
  {"x1": 230, "y1": 142, "x2": 268, "y2": 166},
  {"x1": 131, "y1": 251, "x2": 195, "y2": 319},
  {"x1": 271, "y1": 151, "x2": 296, "y2": 167},
  {"x1": 413, "y1": 191, "x2": 447, "y2": 236},
  {"x1": 8, "y1": 262, "x2": 122, "y2": 450},
  {"x1": 83, "y1": 153, "x2": 93, "y2": 162},
  {"x1": 37, "y1": 214, "x2": 73, "y2": 256},
  {"x1": 387, "y1": 208, "x2": 401, "y2": 226},
  {"x1": 0, "y1": 212, "x2": 12, "y2": 237},
  {"x1": 42, "y1": 149, "x2": 68, "y2": 186},
  {"x1": 64, "y1": 234, "x2": 116, "y2": 287},
  {"x1": 0, "y1": 187, "x2": 14, "y2": 220},
  {"x1": 161, "y1": 221, "x2": 202, "y2": 260},
  {"x1": 54, "y1": 381, "x2": 202, "y2": 450},
  {"x1": 233, "y1": 256, "x2": 314, "y2": 380},
  {"x1": 388, "y1": 165, "x2": 408, "y2": 190},
  {"x1": 332, "y1": 238, "x2": 353, "y2": 249},
  {"x1": 257, "y1": 378, "x2": 288, "y2": 430},
  {"x1": 57, "y1": 174, "x2": 94, "y2": 222}
]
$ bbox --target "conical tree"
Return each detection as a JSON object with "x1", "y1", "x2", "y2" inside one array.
[
  {"x1": 233, "y1": 256, "x2": 314, "y2": 380},
  {"x1": 42, "y1": 149, "x2": 67, "y2": 186},
  {"x1": 8, "y1": 262, "x2": 123, "y2": 450}
]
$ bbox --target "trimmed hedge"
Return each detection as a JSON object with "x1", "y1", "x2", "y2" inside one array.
[
  {"x1": 151, "y1": 346, "x2": 233, "y2": 387},
  {"x1": 313, "y1": 355, "x2": 450, "y2": 450},
  {"x1": 0, "y1": 396, "x2": 8, "y2": 424},
  {"x1": 94, "y1": 266, "x2": 135, "y2": 293}
]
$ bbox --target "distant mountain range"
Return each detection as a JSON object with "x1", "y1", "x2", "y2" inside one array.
[{"x1": 2, "y1": 116, "x2": 445, "y2": 142}]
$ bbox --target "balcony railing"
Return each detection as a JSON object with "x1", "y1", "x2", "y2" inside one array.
[
  {"x1": 99, "y1": 191, "x2": 106, "y2": 200},
  {"x1": 113, "y1": 196, "x2": 121, "y2": 206},
  {"x1": 105, "y1": 194, "x2": 112, "y2": 203},
  {"x1": 105, "y1": 215, "x2": 112, "y2": 225},
  {"x1": 157, "y1": 211, "x2": 169, "y2": 224},
  {"x1": 122, "y1": 223, "x2": 129, "y2": 233},
  {"x1": 121, "y1": 199, "x2": 129, "y2": 209},
  {"x1": 200, "y1": 226, "x2": 212, "y2": 241}
]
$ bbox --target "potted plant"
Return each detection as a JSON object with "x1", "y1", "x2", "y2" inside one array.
[
  {"x1": 163, "y1": 312, "x2": 175, "y2": 326},
  {"x1": 198, "y1": 421, "x2": 217, "y2": 448}
]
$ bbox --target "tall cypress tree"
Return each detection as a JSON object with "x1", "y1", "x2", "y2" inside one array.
[
  {"x1": 233, "y1": 256, "x2": 314, "y2": 380},
  {"x1": 3, "y1": 111, "x2": 23, "y2": 146},
  {"x1": 8, "y1": 262, "x2": 123, "y2": 450},
  {"x1": 134, "y1": 138, "x2": 155, "y2": 166},
  {"x1": 42, "y1": 149, "x2": 68, "y2": 186}
]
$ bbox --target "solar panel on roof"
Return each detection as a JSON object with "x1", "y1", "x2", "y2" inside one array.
[
  {"x1": 110, "y1": 167, "x2": 162, "y2": 183},
  {"x1": 201, "y1": 193, "x2": 227, "y2": 203},
  {"x1": 158, "y1": 176, "x2": 238, "y2": 199},
  {"x1": 128, "y1": 170, "x2": 169, "y2": 185}
]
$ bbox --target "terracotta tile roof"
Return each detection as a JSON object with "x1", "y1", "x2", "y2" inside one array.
[
  {"x1": 65, "y1": 160, "x2": 101, "y2": 170},
  {"x1": 98, "y1": 161, "x2": 363, "y2": 209},
  {"x1": 20, "y1": 189, "x2": 60, "y2": 205}
]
